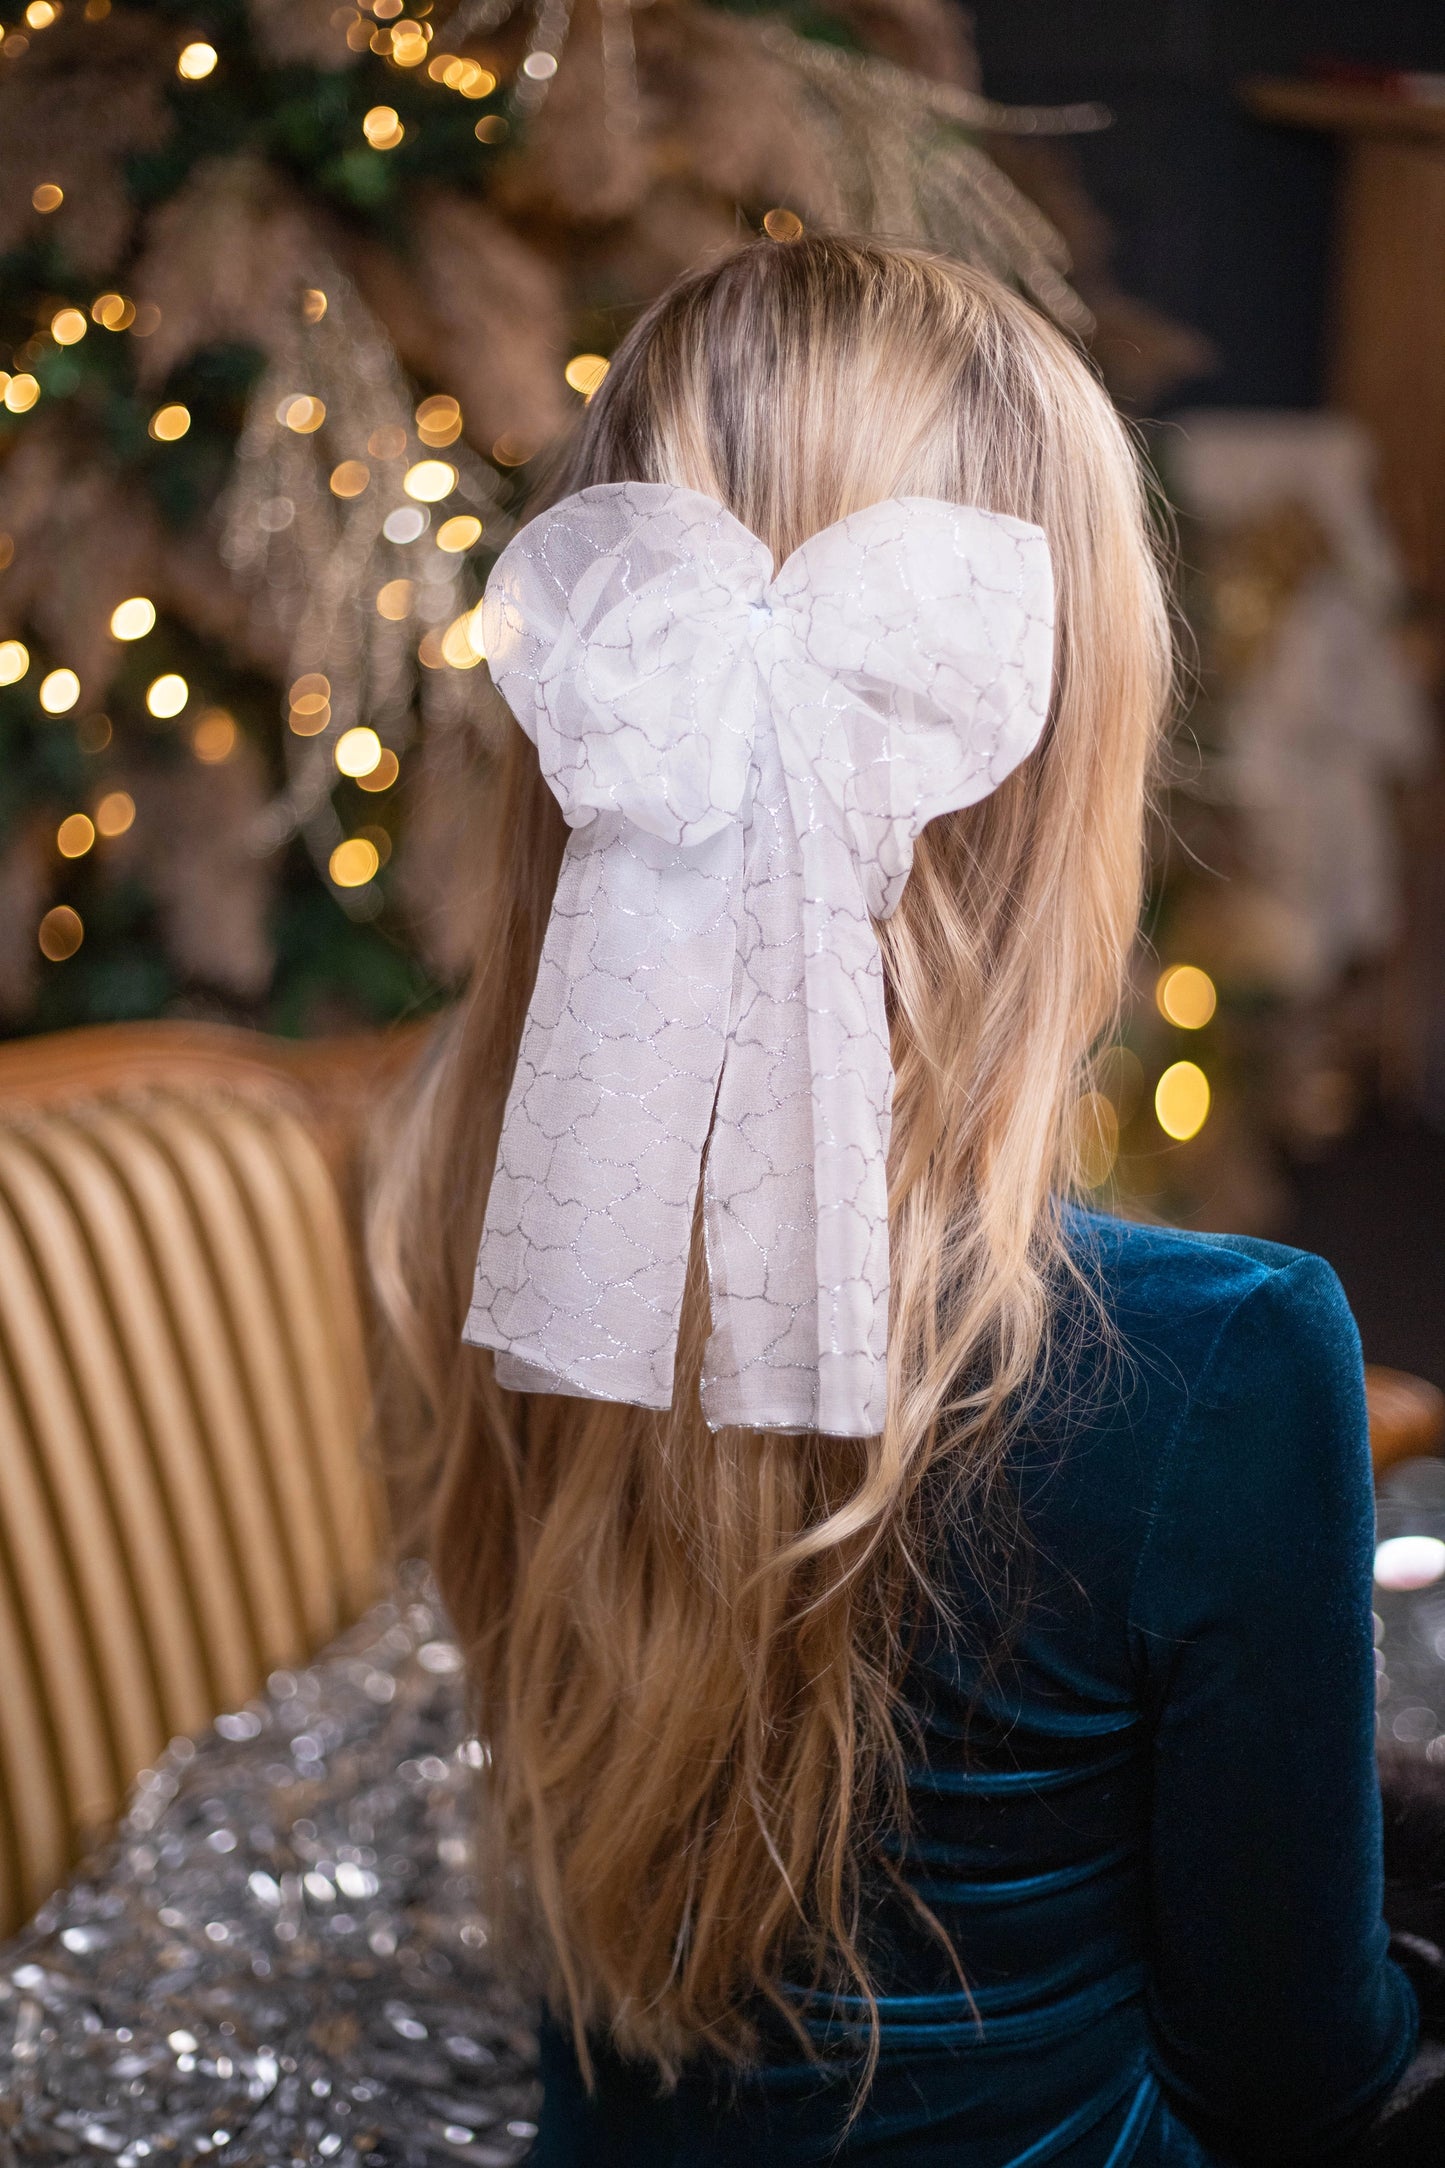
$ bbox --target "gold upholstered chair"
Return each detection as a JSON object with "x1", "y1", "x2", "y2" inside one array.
[{"x1": 0, "y1": 1020, "x2": 421, "y2": 1938}]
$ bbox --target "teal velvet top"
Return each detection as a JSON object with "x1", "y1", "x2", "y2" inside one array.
[{"x1": 531, "y1": 1216, "x2": 1418, "y2": 2167}]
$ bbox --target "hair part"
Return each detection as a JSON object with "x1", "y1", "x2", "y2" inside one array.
[{"x1": 370, "y1": 233, "x2": 1173, "y2": 2088}]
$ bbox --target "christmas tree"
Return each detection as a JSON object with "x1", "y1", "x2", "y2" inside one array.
[{"x1": 0, "y1": 0, "x2": 1207, "y2": 1039}]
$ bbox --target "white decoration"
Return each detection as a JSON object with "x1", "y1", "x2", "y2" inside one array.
[{"x1": 464, "y1": 483, "x2": 1054, "y2": 1435}]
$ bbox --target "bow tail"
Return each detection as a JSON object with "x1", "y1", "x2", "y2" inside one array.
[{"x1": 465, "y1": 814, "x2": 738, "y2": 1412}]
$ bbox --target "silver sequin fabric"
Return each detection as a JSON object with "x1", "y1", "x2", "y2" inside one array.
[
  {"x1": 465, "y1": 483, "x2": 1056, "y2": 1437},
  {"x1": 0, "y1": 1566, "x2": 539, "y2": 2167}
]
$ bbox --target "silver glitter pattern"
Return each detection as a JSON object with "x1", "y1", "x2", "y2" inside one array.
[
  {"x1": 464, "y1": 483, "x2": 1055, "y2": 1436},
  {"x1": 0, "y1": 1566, "x2": 539, "y2": 2166}
]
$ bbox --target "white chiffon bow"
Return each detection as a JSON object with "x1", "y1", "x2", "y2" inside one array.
[{"x1": 464, "y1": 482, "x2": 1055, "y2": 1436}]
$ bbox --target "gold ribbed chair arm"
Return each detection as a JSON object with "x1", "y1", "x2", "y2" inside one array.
[{"x1": 0, "y1": 1025, "x2": 405, "y2": 1936}]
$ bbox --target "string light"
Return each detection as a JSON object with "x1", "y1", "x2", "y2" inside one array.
[
  {"x1": 56, "y1": 812, "x2": 95, "y2": 858},
  {"x1": 31, "y1": 184, "x2": 64, "y2": 213},
  {"x1": 25, "y1": 1, "x2": 57, "y2": 27},
  {"x1": 330, "y1": 836, "x2": 380, "y2": 887},
  {"x1": 109, "y1": 596, "x2": 156, "y2": 640},
  {"x1": 145, "y1": 672, "x2": 189, "y2": 719},
  {"x1": 415, "y1": 394, "x2": 461, "y2": 447},
  {"x1": 0, "y1": 639, "x2": 29, "y2": 684},
  {"x1": 289, "y1": 672, "x2": 331, "y2": 735},
  {"x1": 38, "y1": 905, "x2": 83, "y2": 961},
  {"x1": 383, "y1": 506, "x2": 427, "y2": 543},
  {"x1": 302, "y1": 288, "x2": 328, "y2": 323},
  {"x1": 362, "y1": 105, "x2": 405, "y2": 150},
  {"x1": 1155, "y1": 1060, "x2": 1211, "y2": 1142},
  {"x1": 564, "y1": 353, "x2": 609, "y2": 397},
  {"x1": 391, "y1": 21, "x2": 428, "y2": 64},
  {"x1": 277, "y1": 393, "x2": 326, "y2": 433},
  {"x1": 191, "y1": 709, "x2": 237, "y2": 763},
  {"x1": 4, "y1": 375, "x2": 40, "y2": 413},
  {"x1": 1155, "y1": 963, "x2": 1217, "y2": 1030},
  {"x1": 402, "y1": 459, "x2": 456, "y2": 502},
  {"x1": 436, "y1": 514, "x2": 482, "y2": 553},
  {"x1": 92, "y1": 293, "x2": 135, "y2": 331},
  {"x1": 335, "y1": 725, "x2": 383, "y2": 777},
  {"x1": 149, "y1": 403, "x2": 191, "y2": 441},
  {"x1": 375, "y1": 578, "x2": 414, "y2": 621},
  {"x1": 95, "y1": 788, "x2": 135, "y2": 836},
  {"x1": 39, "y1": 667, "x2": 80, "y2": 713},
  {"x1": 521, "y1": 51, "x2": 557, "y2": 79},
  {"x1": 50, "y1": 307, "x2": 87, "y2": 345},
  {"x1": 329, "y1": 460, "x2": 371, "y2": 498},
  {"x1": 763, "y1": 207, "x2": 805, "y2": 242},
  {"x1": 176, "y1": 40, "x2": 217, "y2": 79},
  {"x1": 357, "y1": 747, "x2": 400, "y2": 792},
  {"x1": 439, "y1": 607, "x2": 485, "y2": 669}
]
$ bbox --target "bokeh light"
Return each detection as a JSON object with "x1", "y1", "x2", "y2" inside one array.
[
  {"x1": 1156, "y1": 963, "x2": 1218, "y2": 1031},
  {"x1": 362, "y1": 106, "x2": 405, "y2": 150},
  {"x1": 31, "y1": 184, "x2": 64, "y2": 213},
  {"x1": 4, "y1": 375, "x2": 41, "y2": 413},
  {"x1": 146, "y1": 672, "x2": 189, "y2": 719},
  {"x1": 57, "y1": 812, "x2": 95, "y2": 859},
  {"x1": 277, "y1": 393, "x2": 326, "y2": 434},
  {"x1": 92, "y1": 293, "x2": 135, "y2": 331},
  {"x1": 330, "y1": 836, "x2": 381, "y2": 888},
  {"x1": 1074, "y1": 1090, "x2": 1120, "y2": 1190},
  {"x1": 39, "y1": 667, "x2": 80, "y2": 713},
  {"x1": 50, "y1": 307, "x2": 87, "y2": 345},
  {"x1": 302, "y1": 288, "x2": 328, "y2": 324},
  {"x1": 109, "y1": 595, "x2": 156, "y2": 641},
  {"x1": 415, "y1": 395, "x2": 462, "y2": 447},
  {"x1": 0, "y1": 639, "x2": 30, "y2": 685},
  {"x1": 176, "y1": 40, "x2": 217, "y2": 78},
  {"x1": 95, "y1": 789, "x2": 135, "y2": 837},
  {"x1": 402, "y1": 460, "x2": 456, "y2": 503},
  {"x1": 149, "y1": 403, "x2": 191, "y2": 441},
  {"x1": 763, "y1": 207, "x2": 804, "y2": 241},
  {"x1": 375, "y1": 578, "x2": 414, "y2": 621},
  {"x1": 1155, "y1": 1060, "x2": 1211, "y2": 1142},
  {"x1": 436, "y1": 514, "x2": 482, "y2": 553},
  {"x1": 335, "y1": 726, "x2": 383, "y2": 778},
  {"x1": 564, "y1": 353, "x2": 609, "y2": 397},
  {"x1": 368, "y1": 425, "x2": 407, "y2": 461},
  {"x1": 38, "y1": 905, "x2": 83, "y2": 961},
  {"x1": 191, "y1": 710, "x2": 237, "y2": 763},
  {"x1": 440, "y1": 607, "x2": 485, "y2": 669},
  {"x1": 330, "y1": 460, "x2": 371, "y2": 498},
  {"x1": 357, "y1": 747, "x2": 400, "y2": 792}
]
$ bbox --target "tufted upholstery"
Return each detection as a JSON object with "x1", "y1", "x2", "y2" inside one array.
[{"x1": 0, "y1": 1023, "x2": 414, "y2": 1935}]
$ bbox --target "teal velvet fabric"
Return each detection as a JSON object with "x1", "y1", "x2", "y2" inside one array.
[{"x1": 531, "y1": 1216, "x2": 1418, "y2": 2167}]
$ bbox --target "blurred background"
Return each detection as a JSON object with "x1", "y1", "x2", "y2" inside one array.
[{"x1": 0, "y1": 0, "x2": 1442, "y2": 1383}]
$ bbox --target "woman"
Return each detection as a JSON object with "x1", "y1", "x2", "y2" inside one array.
[{"x1": 372, "y1": 235, "x2": 1416, "y2": 2164}]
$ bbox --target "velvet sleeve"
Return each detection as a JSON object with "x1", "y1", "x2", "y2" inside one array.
[{"x1": 1130, "y1": 1253, "x2": 1417, "y2": 2162}]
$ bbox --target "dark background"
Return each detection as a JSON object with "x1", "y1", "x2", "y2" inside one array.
[
  {"x1": 970, "y1": 0, "x2": 1445, "y2": 412},
  {"x1": 968, "y1": 0, "x2": 1445, "y2": 1385}
]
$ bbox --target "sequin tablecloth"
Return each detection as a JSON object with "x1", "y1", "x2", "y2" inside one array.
[{"x1": 0, "y1": 1564, "x2": 540, "y2": 2166}]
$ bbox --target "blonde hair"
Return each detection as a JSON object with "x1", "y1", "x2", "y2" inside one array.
[{"x1": 370, "y1": 234, "x2": 1171, "y2": 2085}]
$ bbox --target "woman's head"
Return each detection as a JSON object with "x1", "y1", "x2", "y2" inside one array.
[{"x1": 372, "y1": 234, "x2": 1171, "y2": 2078}]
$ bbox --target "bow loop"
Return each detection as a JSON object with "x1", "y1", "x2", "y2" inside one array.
[
  {"x1": 480, "y1": 483, "x2": 770, "y2": 847},
  {"x1": 467, "y1": 483, "x2": 1056, "y2": 1436}
]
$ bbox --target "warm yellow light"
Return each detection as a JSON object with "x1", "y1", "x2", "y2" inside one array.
[
  {"x1": 436, "y1": 514, "x2": 482, "y2": 553},
  {"x1": 289, "y1": 703, "x2": 329, "y2": 736},
  {"x1": 329, "y1": 459, "x2": 371, "y2": 498},
  {"x1": 94, "y1": 789, "x2": 135, "y2": 837},
  {"x1": 0, "y1": 639, "x2": 29, "y2": 685},
  {"x1": 402, "y1": 459, "x2": 456, "y2": 503},
  {"x1": 39, "y1": 667, "x2": 80, "y2": 714},
  {"x1": 51, "y1": 306, "x2": 87, "y2": 346},
  {"x1": 490, "y1": 431, "x2": 533, "y2": 467},
  {"x1": 109, "y1": 595, "x2": 156, "y2": 641},
  {"x1": 357, "y1": 746, "x2": 400, "y2": 792},
  {"x1": 375, "y1": 578, "x2": 414, "y2": 621},
  {"x1": 191, "y1": 709, "x2": 237, "y2": 763},
  {"x1": 415, "y1": 393, "x2": 461, "y2": 446},
  {"x1": 362, "y1": 104, "x2": 404, "y2": 149},
  {"x1": 1073, "y1": 1090, "x2": 1119, "y2": 1190},
  {"x1": 92, "y1": 292, "x2": 134, "y2": 331},
  {"x1": 32, "y1": 184, "x2": 64, "y2": 214},
  {"x1": 335, "y1": 725, "x2": 383, "y2": 777},
  {"x1": 302, "y1": 288, "x2": 328, "y2": 324},
  {"x1": 1156, "y1": 962, "x2": 1218, "y2": 1031},
  {"x1": 358, "y1": 824, "x2": 391, "y2": 865},
  {"x1": 564, "y1": 352, "x2": 609, "y2": 397},
  {"x1": 177, "y1": 39, "x2": 217, "y2": 78},
  {"x1": 762, "y1": 207, "x2": 804, "y2": 242},
  {"x1": 456, "y1": 61, "x2": 496, "y2": 97},
  {"x1": 440, "y1": 607, "x2": 485, "y2": 670},
  {"x1": 391, "y1": 22, "x2": 427, "y2": 63},
  {"x1": 38, "y1": 905, "x2": 83, "y2": 962},
  {"x1": 4, "y1": 375, "x2": 41, "y2": 414},
  {"x1": 277, "y1": 393, "x2": 326, "y2": 434},
  {"x1": 57, "y1": 811, "x2": 95, "y2": 858},
  {"x1": 1155, "y1": 1060, "x2": 1211, "y2": 1143},
  {"x1": 330, "y1": 836, "x2": 380, "y2": 888},
  {"x1": 25, "y1": 2, "x2": 57, "y2": 28},
  {"x1": 427, "y1": 51, "x2": 456, "y2": 80},
  {"x1": 289, "y1": 671, "x2": 330, "y2": 709},
  {"x1": 145, "y1": 672, "x2": 188, "y2": 719},
  {"x1": 148, "y1": 403, "x2": 191, "y2": 441}
]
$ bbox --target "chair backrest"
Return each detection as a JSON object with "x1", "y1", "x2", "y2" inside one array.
[{"x1": 0, "y1": 1021, "x2": 414, "y2": 1934}]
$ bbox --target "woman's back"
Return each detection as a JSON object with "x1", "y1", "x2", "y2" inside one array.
[{"x1": 532, "y1": 1215, "x2": 1415, "y2": 2165}]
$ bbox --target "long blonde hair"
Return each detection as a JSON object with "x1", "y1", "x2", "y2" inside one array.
[{"x1": 370, "y1": 235, "x2": 1171, "y2": 2082}]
